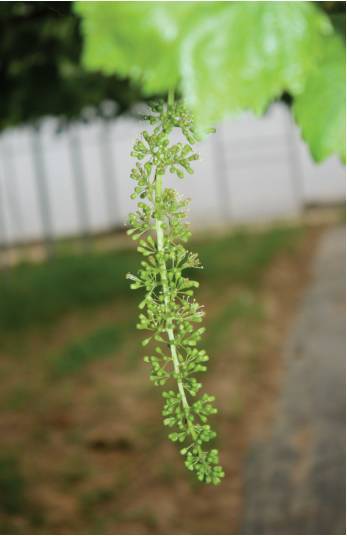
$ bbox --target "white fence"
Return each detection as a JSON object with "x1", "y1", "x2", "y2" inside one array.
[{"x1": 0, "y1": 102, "x2": 345, "y2": 247}]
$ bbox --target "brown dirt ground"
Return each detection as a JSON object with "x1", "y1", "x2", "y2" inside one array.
[{"x1": 0, "y1": 227, "x2": 322, "y2": 535}]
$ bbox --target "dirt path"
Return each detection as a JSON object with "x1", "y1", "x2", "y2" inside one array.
[{"x1": 240, "y1": 226, "x2": 346, "y2": 535}]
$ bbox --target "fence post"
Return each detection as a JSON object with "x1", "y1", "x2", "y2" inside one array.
[
  {"x1": 284, "y1": 109, "x2": 304, "y2": 214},
  {"x1": 0, "y1": 169, "x2": 8, "y2": 270},
  {"x1": 1, "y1": 140, "x2": 24, "y2": 245},
  {"x1": 99, "y1": 120, "x2": 119, "y2": 230},
  {"x1": 212, "y1": 123, "x2": 232, "y2": 221},
  {"x1": 68, "y1": 125, "x2": 91, "y2": 251},
  {"x1": 31, "y1": 126, "x2": 54, "y2": 258}
]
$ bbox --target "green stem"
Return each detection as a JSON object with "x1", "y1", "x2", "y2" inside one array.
[
  {"x1": 154, "y1": 172, "x2": 196, "y2": 440},
  {"x1": 168, "y1": 88, "x2": 175, "y2": 107}
]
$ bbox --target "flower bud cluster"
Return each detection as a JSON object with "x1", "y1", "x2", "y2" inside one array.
[{"x1": 126, "y1": 99, "x2": 224, "y2": 485}]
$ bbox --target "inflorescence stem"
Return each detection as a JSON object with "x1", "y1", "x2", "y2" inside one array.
[
  {"x1": 154, "y1": 172, "x2": 196, "y2": 440},
  {"x1": 127, "y1": 94, "x2": 224, "y2": 484}
]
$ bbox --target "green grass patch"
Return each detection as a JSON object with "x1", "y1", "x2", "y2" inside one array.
[
  {"x1": 0, "y1": 455, "x2": 26, "y2": 516},
  {"x1": 0, "y1": 453, "x2": 60, "y2": 532},
  {"x1": 80, "y1": 487, "x2": 116, "y2": 512},
  {"x1": 2, "y1": 386, "x2": 34, "y2": 411},
  {"x1": 197, "y1": 225, "x2": 302, "y2": 286},
  {"x1": 49, "y1": 323, "x2": 129, "y2": 377},
  {"x1": 0, "y1": 250, "x2": 138, "y2": 333},
  {"x1": 206, "y1": 292, "x2": 264, "y2": 351},
  {"x1": 0, "y1": 225, "x2": 303, "y2": 333}
]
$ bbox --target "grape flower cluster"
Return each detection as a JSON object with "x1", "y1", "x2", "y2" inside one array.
[{"x1": 126, "y1": 97, "x2": 224, "y2": 485}]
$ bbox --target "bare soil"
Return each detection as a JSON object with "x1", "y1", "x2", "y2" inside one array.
[{"x1": 0, "y1": 227, "x2": 321, "y2": 535}]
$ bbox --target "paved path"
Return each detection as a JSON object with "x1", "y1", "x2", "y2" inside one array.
[{"x1": 241, "y1": 226, "x2": 346, "y2": 535}]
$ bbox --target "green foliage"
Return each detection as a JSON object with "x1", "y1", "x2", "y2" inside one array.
[
  {"x1": 206, "y1": 293, "x2": 263, "y2": 352},
  {"x1": 0, "y1": 2, "x2": 141, "y2": 130},
  {"x1": 76, "y1": 1, "x2": 345, "y2": 161},
  {"x1": 198, "y1": 226, "x2": 303, "y2": 287},
  {"x1": 0, "y1": 455, "x2": 26, "y2": 515},
  {"x1": 50, "y1": 323, "x2": 126, "y2": 377},
  {"x1": 294, "y1": 35, "x2": 346, "y2": 161},
  {"x1": 2, "y1": 386, "x2": 33, "y2": 411},
  {"x1": 127, "y1": 98, "x2": 224, "y2": 484},
  {"x1": 0, "y1": 226, "x2": 301, "y2": 334},
  {"x1": 0, "y1": 250, "x2": 138, "y2": 332},
  {"x1": 181, "y1": 2, "x2": 331, "y2": 127},
  {"x1": 74, "y1": 1, "x2": 197, "y2": 94},
  {"x1": 80, "y1": 487, "x2": 116, "y2": 513}
]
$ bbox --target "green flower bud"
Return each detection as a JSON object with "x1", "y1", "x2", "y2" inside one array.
[{"x1": 126, "y1": 97, "x2": 224, "y2": 485}]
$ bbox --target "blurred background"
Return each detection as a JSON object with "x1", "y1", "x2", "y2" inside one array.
[{"x1": 0, "y1": 2, "x2": 345, "y2": 535}]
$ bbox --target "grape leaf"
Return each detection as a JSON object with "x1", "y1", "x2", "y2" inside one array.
[
  {"x1": 74, "y1": 1, "x2": 208, "y2": 94},
  {"x1": 293, "y1": 36, "x2": 346, "y2": 162},
  {"x1": 181, "y1": 2, "x2": 332, "y2": 128},
  {"x1": 75, "y1": 1, "x2": 344, "y2": 161}
]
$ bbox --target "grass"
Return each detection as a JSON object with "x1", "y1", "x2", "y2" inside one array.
[
  {"x1": 80, "y1": 487, "x2": 116, "y2": 513},
  {"x1": 0, "y1": 225, "x2": 302, "y2": 334},
  {"x1": 2, "y1": 386, "x2": 34, "y2": 411},
  {"x1": 0, "y1": 222, "x2": 312, "y2": 535},
  {"x1": 197, "y1": 225, "x2": 301, "y2": 285},
  {"x1": 206, "y1": 292, "x2": 264, "y2": 351},
  {"x1": 0, "y1": 250, "x2": 138, "y2": 333},
  {"x1": 49, "y1": 322, "x2": 131, "y2": 377},
  {"x1": 0, "y1": 455, "x2": 26, "y2": 516},
  {"x1": 0, "y1": 454, "x2": 43, "y2": 533}
]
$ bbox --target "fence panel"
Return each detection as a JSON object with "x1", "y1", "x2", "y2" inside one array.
[{"x1": 0, "y1": 103, "x2": 345, "y2": 248}]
